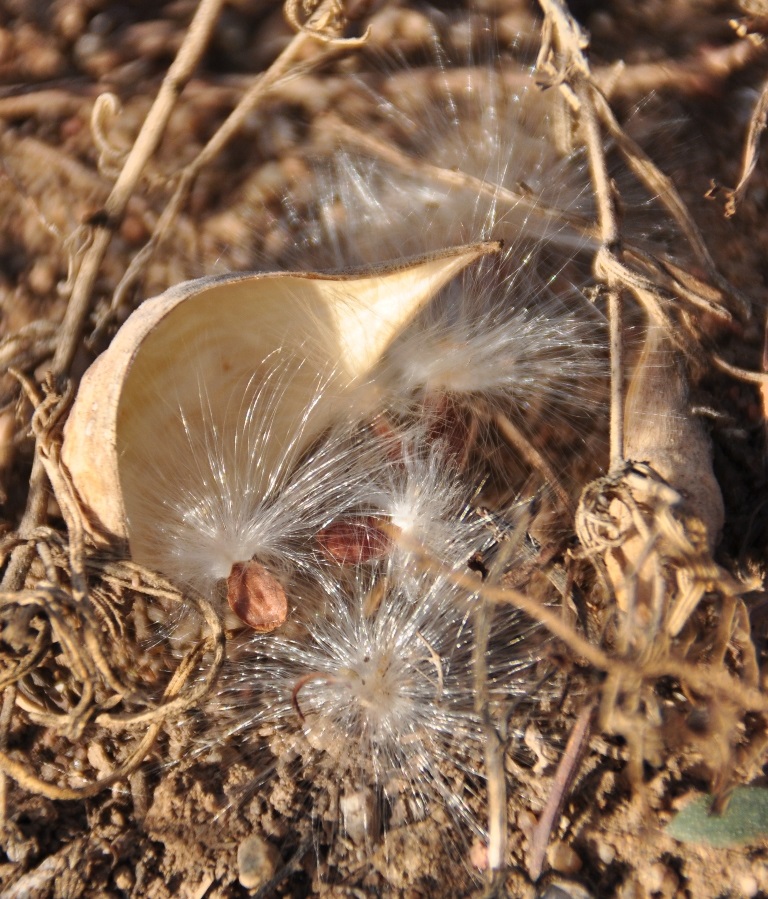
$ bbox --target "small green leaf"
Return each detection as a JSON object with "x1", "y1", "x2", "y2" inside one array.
[{"x1": 666, "y1": 787, "x2": 768, "y2": 848}]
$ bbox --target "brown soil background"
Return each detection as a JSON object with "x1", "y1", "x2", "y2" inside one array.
[{"x1": 1, "y1": 1, "x2": 768, "y2": 897}]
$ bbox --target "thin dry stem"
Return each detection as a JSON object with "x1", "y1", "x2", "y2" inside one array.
[
  {"x1": 57, "y1": 0, "x2": 226, "y2": 378},
  {"x1": 537, "y1": 1, "x2": 626, "y2": 471},
  {"x1": 1, "y1": 0, "x2": 226, "y2": 592},
  {"x1": 492, "y1": 410, "x2": 574, "y2": 519},
  {"x1": 110, "y1": 0, "x2": 367, "y2": 314},
  {"x1": 727, "y1": 72, "x2": 768, "y2": 215},
  {"x1": 595, "y1": 37, "x2": 760, "y2": 102},
  {"x1": 0, "y1": 684, "x2": 15, "y2": 826},
  {"x1": 527, "y1": 698, "x2": 595, "y2": 881},
  {"x1": 712, "y1": 352, "x2": 768, "y2": 385},
  {"x1": 0, "y1": 382, "x2": 225, "y2": 798},
  {"x1": 473, "y1": 594, "x2": 507, "y2": 876}
]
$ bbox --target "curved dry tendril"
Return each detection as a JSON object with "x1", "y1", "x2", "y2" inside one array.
[
  {"x1": 0, "y1": 638, "x2": 212, "y2": 802},
  {"x1": 0, "y1": 560, "x2": 224, "y2": 800},
  {"x1": 0, "y1": 616, "x2": 49, "y2": 692},
  {"x1": 284, "y1": 0, "x2": 370, "y2": 45},
  {"x1": 90, "y1": 564, "x2": 226, "y2": 730},
  {"x1": 291, "y1": 672, "x2": 341, "y2": 722}
]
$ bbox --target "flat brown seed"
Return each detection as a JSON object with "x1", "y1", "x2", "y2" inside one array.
[
  {"x1": 227, "y1": 560, "x2": 288, "y2": 632},
  {"x1": 317, "y1": 517, "x2": 391, "y2": 565}
]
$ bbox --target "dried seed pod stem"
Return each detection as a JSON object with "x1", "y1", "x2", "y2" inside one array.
[{"x1": 624, "y1": 322, "x2": 724, "y2": 547}]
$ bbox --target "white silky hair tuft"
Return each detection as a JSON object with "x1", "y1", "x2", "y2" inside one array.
[
  {"x1": 276, "y1": 16, "x2": 609, "y2": 444},
  {"x1": 124, "y1": 353, "x2": 380, "y2": 608},
  {"x1": 363, "y1": 434, "x2": 494, "y2": 589},
  {"x1": 206, "y1": 560, "x2": 543, "y2": 838},
  {"x1": 376, "y1": 252, "x2": 607, "y2": 422},
  {"x1": 282, "y1": 15, "x2": 596, "y2": 271}
]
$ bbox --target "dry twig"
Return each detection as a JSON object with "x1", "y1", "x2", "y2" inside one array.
[
  {"x1": 2, "y1": 0, "x2": 227, "y2": 593},
  {"x1": 108, "y1": 0, "x2": 370, "y2": 317}
]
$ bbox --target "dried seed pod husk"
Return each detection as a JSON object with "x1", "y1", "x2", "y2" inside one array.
[{"x1": 61, "y1": 243, "x2": 500, "y2": 555}]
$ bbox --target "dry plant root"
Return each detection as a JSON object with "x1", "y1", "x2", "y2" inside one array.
[{"x1": 0, "y1": 378, "x2": 224, "y2": 805}]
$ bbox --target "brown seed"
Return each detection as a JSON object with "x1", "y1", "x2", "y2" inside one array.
[
  {"x1": 227, "y1": 560, "x2": 287, "y2": 632},
  {"x1": 317, "y1": 517, "x2": 391, "y2": 564}
]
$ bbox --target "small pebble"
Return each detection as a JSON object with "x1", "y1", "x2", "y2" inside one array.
[
  {"x1": 737, "y1": 873, "x2": 758, "y2": 898},
  {"x1": 28, "y1": 258, "x2": 55, "y2": 297},
  {"x1": 546, "y1": 840, "x2": 582, "y2": 875},
  {"x1": 237, "y1": 834, "x2": 280, "y2": 890},
  {"x1": 113, "y1": 865, "x2": 134, "y2": 891},
  {"x1": 55, "y1": 2, "x2": 88, "y2": 41},
  {"x1": 645, "y1": 861, "x2": 679, "y2": 895},
  {"x1": 595, "y1": 839, "x2": 615, "y2": 865}
]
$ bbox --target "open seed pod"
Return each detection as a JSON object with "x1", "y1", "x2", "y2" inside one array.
[{"x1": 62, "y1": 243, "x2": 500, "y2": 563}]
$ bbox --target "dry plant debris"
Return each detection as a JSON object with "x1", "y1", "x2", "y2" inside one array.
[{"x1": 0, "y1": 1, "x2": 768, "y2": 897}]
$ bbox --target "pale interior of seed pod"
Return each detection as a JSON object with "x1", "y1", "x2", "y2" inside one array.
[{"x1": 115, "y1": 245, "x2": 498, "y2": 571}]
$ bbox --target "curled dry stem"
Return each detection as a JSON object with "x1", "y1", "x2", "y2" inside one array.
[
  {"x1": 0, "y1": 575, "x2": 224, "y2": 798},
  {"x1": 726, "y1": 71, "x2": 768, "y2": 216},
  {"x1": 284, "y1": 0, "x2": 370, "y2": 45},
  {"x1": 574, "y1": 461, "x2": 761, "y2": 787},
  {"x1": 0, "y1": 617, "x2": 49, "y2": 691},
  {"x1": 0, "y1": 641, "x2": 210, "y2": 802},
  {"x1": 0, "y1": 387, "x2": 225, "y2": 799},
  {"x1": 90, "y1": 93, "x2": 128, "y2": 179}
]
